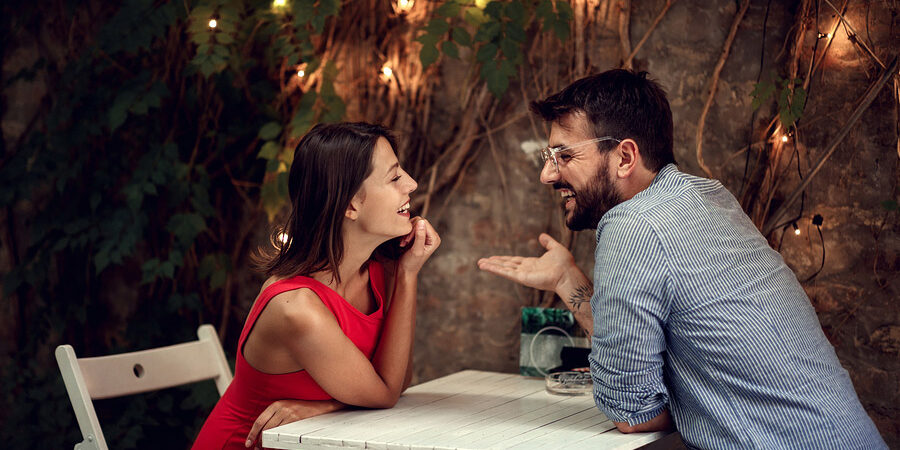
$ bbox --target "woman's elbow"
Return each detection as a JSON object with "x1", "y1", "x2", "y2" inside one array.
[{"x1": 353, "y1": 391, "x2": 401, "y2": 409}]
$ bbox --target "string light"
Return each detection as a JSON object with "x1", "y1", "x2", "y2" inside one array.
[
  {"x1": 297, "y1": 69, "x2": 305, "y2": 77},
  {"x1": 208, "y1": 18, "x2": 217, "y2": 29},
  {"x1": 817, "y1": 32, "x2": 832, "y2": 39},
  {"x1": 381, "y1": 65, "x2": 393, "y2": 78},
  {"x1": 273, "y1": 0, "x2": 287, "y2": 6},
  {"x1": 277, "y1": 232, "x2": 289, "y2": 246},
  {"x1": 395, "y1": 0, "x2": 414, "y2": 13},
  {"x1": 781, "y1": 135, "x2": 789, "y2": 143},
  {"x1": 792, "y1": 222, "x2": 801, "y2": 236}
]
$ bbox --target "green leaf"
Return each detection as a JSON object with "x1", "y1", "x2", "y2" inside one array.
[
  {"x1": 160, "y1": 261, "x2": 175, "y2": 279},
  {"x1": 166, "y1": 213, "x2": 207, "y2": 246},
  {"x1": 442, "y1": 40, "x2": 460, "y2": 59},
  {"x1": 536, "y1": 0, "x2": 553, "y2": 21},
  {"x1": 499, "y1": 58, "x2": 516, "y2": 78},
  {"x1": 790, "y1": 87, "x2": 807, "y2": 120},
  {"x1": 261, "y1": 181, "x2": 283, "y2": 222},
  {"x1": 550, "y1": 15, "x2": 569, "y2": 41},
  {"x1": 258, "y1": 141, "x2": 279, "y2": 160},
  {"x1": 556, "y1": 0, "x2": 574, "y2": 20},
  {"x1": 474, "y1": 21, "x2": 501, "y2": 42},
  {"x1": 420, "y1": 43, "x2": 440, "y2": 68},
  {"x1": 108, "y1": 91, "x2": 136, "y2": 131},
  {"x1": 141, "y1": 258, "x2": 161, "y2": 284},
  {"x1": 415, "y1": 33, "x2": 440, "y2": 48},
  {"x1": 779, "y1": 108, "x2": 794, "y2": 130},
  {"x1": 216, "y1": 32, "x2": 233, "y2": 44},
  {"x1": 476, "y1": 42, "x2": 498, "y2": 62},
  {"x1": 484, "y1": 63, "x2": 509, "y2": 98},
  {"x1": 750, "y1": 81, "x2": 775, "y2": 110},
  {"x1": 464, "y1": 7, "x2": 488, "y2": 26},
  {"x1": 452, "y1": 27, "x2": 472, "y2": 47},
  {"x1": 506, "y1": 1, "x2": 526, "y2": 25},
  {"x1": 425, "y1": 18, "x2": 450, "y2": 36},
  {"x1": 500, "y1": 38, "x2": 520, "y2": 63},
  {"x1": 319, "y1": 0, "x2": 341, "y2": 17},
  {"x1": 258, "y1": 121, "x2": 283, "y2": 140},
  {"x1": 484, "y1": 1, "x2": 503, "y2": 19},
  {"x1": 436, "y1": 1, "x2": 462, "y2": 18},
  {"x1": 507, "y1": 23, "x2": 527, "y2": 43}
]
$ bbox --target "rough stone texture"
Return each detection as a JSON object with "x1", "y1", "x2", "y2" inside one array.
[{"x1": 412, "y1": 0, "x2": 899, "y2": 446}]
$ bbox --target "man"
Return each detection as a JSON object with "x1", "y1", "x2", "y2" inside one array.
[{"x1": 477, "y1": 69, "x2": 886, "y2": 449}]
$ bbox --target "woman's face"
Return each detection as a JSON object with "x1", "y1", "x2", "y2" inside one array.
[{"x1": 351, "y1": 137, "x2": 418, "y2": 238}]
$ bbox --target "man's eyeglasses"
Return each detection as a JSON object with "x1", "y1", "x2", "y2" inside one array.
[{"x1": 539, "y1": 136, "x2": 621, "y2": 173}]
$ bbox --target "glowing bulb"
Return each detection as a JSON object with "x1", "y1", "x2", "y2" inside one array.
[
  {"x1": 396, "y1": 0, "x2": 414, "y2": 12},
  {"x1": 277, "y1": 232, "x2": 289, "y2": 245},
  {"x1": 297, "y1": 69, "x2": 305, "y2": 77},
  {"x1": 381, "y1": 65, "x2": 393, "y2": 78},
  {"x1": 794, "y1": 227, "x2": 801, "y2": 235},
  {"x1": 208, "y1": 18, "x2": 217, "y2": 28},
  {"x1": 273, "y1": 0, "x2": 286, "y2": 6},
  {"x1": 781, "y1": 135, "x2": 789, "y2": 143}
]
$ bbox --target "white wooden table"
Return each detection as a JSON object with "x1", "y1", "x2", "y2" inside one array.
[{"x1": 262, "y1": 370, "x2": 673, "y2": 450}]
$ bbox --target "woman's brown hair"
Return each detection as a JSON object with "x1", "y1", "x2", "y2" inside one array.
[{"x1": 258, "y1": 122, "x2": 398, "y2": 283}]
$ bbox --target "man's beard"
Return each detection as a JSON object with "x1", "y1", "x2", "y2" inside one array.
[{"x1": 563, "y1": 165, "x2": 623, "y2": 231}]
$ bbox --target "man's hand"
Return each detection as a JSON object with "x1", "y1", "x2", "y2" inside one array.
[
  {"x1": 245, "y1": 399, "x2": 343, "y2": 449},
  {"x1": 477, "y1": 233, "x2": 575, "y2": 292},
  {"x1": 478, "y1": 233, "x2": 594, "y2": 332}
]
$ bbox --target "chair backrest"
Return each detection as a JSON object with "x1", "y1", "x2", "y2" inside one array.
[{"x1": 55, "y1": 324, "x2": 233, "y2": 450}]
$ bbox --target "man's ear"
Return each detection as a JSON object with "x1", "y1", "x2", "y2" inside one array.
[{"x1": 614, "y1": 139, "x2": 641, "y2": 179}]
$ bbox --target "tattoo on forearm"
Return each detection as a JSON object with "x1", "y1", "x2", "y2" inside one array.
[{"x1": 568, "y1": 285, "x2": 592, "y2": 310}]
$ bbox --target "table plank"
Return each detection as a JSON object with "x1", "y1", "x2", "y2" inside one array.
[
  {"x1": 302, "y1": 371, "x2": 520, "y2": 448},
  {"x1": 268, "y1": 370, "x2": 494, "y2": 447},
  {"x1": 263, "y1": 370, "x2": 672, "y2": 450}
]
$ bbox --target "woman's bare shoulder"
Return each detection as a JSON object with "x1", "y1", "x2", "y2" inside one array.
[{"x1": 264, "y1": 287, "x2": 335, "y2": 335}]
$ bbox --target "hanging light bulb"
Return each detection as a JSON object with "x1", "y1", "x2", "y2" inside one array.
[
  {"x1": 395, "y1": 0, "x2": 414, "y2": 13},
  {"x1": 276, "y1": 232, "x2": 290, "y2": 247},
  {"x1": 297, "y1": 69, "x2": 305, "y2": 77},
  {"x1": 208, "y1": 18, "x2": 218, "y2": 29},
  {"x1": 781, "y1": 135, "x2": 789, "y2": 143},
  {"x1": 792, "y1": 222, "x2": 801, "y2": 236},
  {"x1": 381, "y1": 65, "x2": 393, "y2": 78}
]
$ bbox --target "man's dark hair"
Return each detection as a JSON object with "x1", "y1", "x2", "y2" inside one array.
[
  {"x1": 530, "y1": 69, "x2": 675, "y2": 172},
  {"x1": 258, "y1": 122, "x2": 398, "y2": 283}
]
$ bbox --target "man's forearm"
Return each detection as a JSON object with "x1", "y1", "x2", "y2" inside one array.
[{"x1": 555, "y1": 266, "x2": 593, "y2": 333}]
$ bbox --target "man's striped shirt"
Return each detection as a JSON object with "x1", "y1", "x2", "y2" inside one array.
[{"x1": 588, "y1": 164, "x2": 885, "y2": 449}]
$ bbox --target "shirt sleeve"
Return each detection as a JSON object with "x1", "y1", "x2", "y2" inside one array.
[{"x1": 589, "y1": 210, "x2": 671, "y2": 426}]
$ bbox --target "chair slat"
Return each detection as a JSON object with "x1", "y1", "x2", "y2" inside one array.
[{"x1": 78, "y1": 340, "x2": 222, "y2": 399}]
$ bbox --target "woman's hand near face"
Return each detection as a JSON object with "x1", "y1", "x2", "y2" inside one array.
[{"x1": 397, "y1": 217, "x2": 441, "y2": 275}]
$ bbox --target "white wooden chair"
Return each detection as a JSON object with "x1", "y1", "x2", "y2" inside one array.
[{"x1": 55, "y1": 324, "x2": 232, "y2": 450}]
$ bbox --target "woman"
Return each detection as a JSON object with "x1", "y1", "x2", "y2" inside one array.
[{"x1": 193, "y1": 122, "x2": 440, "y2": 449}]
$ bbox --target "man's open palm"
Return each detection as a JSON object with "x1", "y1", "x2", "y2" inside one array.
[{"x1": 477, "y1": 233, "x2": 574, "y2": 292}]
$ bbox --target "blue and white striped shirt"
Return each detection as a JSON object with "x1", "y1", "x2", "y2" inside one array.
[{"x1": 588, "y1": 164, "x2": 886, "y2": 450}]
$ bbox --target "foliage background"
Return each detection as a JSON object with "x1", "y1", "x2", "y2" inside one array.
[{"x1": 2, "y1": 0, "x2": 898, "y2": 448}]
